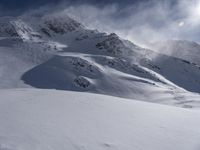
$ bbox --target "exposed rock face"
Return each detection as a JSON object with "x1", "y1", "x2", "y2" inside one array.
[
  {"x1": 96, "y1": 33, "x2": 124, "y2": 55},
  {"x1": 0, "y1": 17, "x2": 18, "y2": 37},
  {"x1": 42, "y1": 15, "x2": 83, "y2": 35},
  {"x1": 74, "y1": 76, "x2": 91, "y2": 89}
]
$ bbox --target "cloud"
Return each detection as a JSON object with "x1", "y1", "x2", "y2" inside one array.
[
  {"x1": 58, "y1": 0, "x2": 200, "y2": 46},
  {"x1": 21, "y1": 0, "x2": 200, "y2": 47}
]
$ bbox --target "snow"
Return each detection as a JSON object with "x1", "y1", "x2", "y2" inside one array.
[
  {"x1": 0, "y1": 89, "x2": 200, "y2": 150},
  {"x1": 1, "y1": 11, "x2": 200, "y2": 150},
  {"x1": 140, "y1": 52, "x2": 200, "y2": 93}
]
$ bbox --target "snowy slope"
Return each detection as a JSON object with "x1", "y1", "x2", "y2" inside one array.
[
  {"x1": 0, "y1": 89, "x2": 200, "y2": 150},
  {"x1": 140, "y1": 51, "x2": 200, "y2": 93},
  {"x1": 0, "y1": 38, "x2": 56, "y2": 88}
]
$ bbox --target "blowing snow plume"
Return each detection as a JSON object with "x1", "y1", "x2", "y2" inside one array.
[{"x1": 61, "y1": 0, "x2": 200, "y2": 48}]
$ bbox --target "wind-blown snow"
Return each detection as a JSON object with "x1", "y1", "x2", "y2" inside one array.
[
  {"x1": 149, "y1": 40, "x2": 200, "y2": 66},
  {"x1": 0, "y1": 89, "x2": 200, "y2": 150}
]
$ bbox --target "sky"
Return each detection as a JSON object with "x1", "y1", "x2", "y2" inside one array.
[
  {"x1": 1, "y1": 0, "x2": 200, "y2": 46},
  {"x1": 0, "y1": 0, "x2": 153, "y2": 15}
]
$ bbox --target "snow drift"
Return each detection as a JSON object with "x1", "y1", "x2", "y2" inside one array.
[{"x1": 0, "y1": 89, "x2": 200, "y2": 150}]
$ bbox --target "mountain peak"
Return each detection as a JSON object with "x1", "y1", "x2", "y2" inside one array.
[
  {"x1": 41, "y1": 14, "x2": 84, "y2": 34},
  {"x1": 0, "y1": 14, "x2": 84, "y2": 39}
]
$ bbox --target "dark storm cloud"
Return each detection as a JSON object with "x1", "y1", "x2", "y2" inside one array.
[
  {"x1": 0, "y1": 0, "x2": 144, "y2": 8},
  {"x1": 0, "y1": 0, "x2": 175, "y2": 16}
]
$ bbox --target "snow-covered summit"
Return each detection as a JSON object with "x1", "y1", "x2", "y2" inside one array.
[{"x1": 0, "y1": 14, "x2": 83, "y2": 40}]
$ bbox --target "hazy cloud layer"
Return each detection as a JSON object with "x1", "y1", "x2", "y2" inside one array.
[
  {"x1": 58, "y1": 0, "x2": 200, "y2": 47},
  {"x1": 2, "y1": 0, "x2": 200, "y2": 47}
]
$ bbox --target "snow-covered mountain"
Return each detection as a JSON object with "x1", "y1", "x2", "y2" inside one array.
[
  {"x1": 1, "y1": 14, "x2": 200, "y2": 108},
  {"x1": 1, "y1": 12, "x2": 200, "y2": 150}
]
